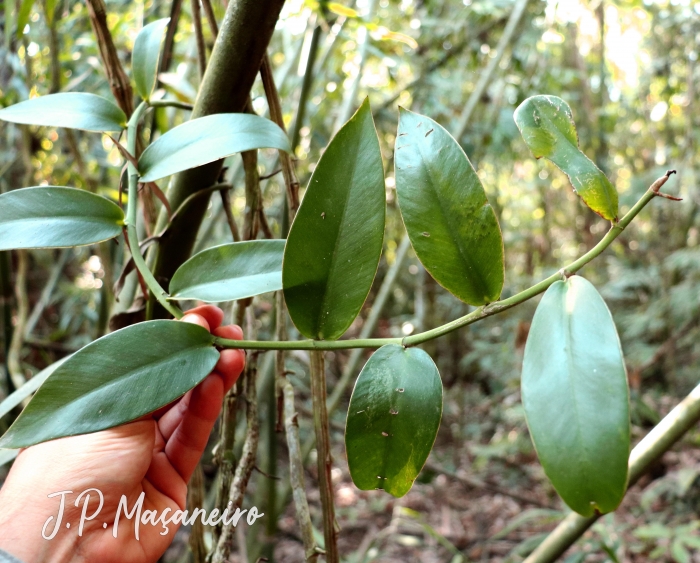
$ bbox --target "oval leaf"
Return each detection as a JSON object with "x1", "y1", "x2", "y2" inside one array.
[
  {"x1": 514, "y1": 95, "x2": 618, "y2": 221},
  {"x1": 133, "y1": 18, "x2": 170, "y2": 100},
  {"x1": 0, "y1": 321, "x2": 219, "y2": 448},
  {"x1": 395, "y1": 108, "x2": 504, "y2": 305},
  {"x1": 283, "y1": 99, "x2": 385, "y2": 340},
  {"x1": 170, "y1": 240, "x2": 285, "y2": 302},
  {"x1": 345, "y1": 344, "x2": 443, "y2": 497},
  {"x1": 0, "y1": 187, "x2": 124, "y2": 250},
  {"x1": 138, "y1": 114, "x2": 291, "y2": 182},
  {"x1": 521, "y1": 276, "x2": 630, "y2": 516},
  {"x1": 0, "y1": 93, "x2": 126, "y2": 132}
]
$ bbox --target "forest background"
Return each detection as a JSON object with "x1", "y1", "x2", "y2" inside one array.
[{"x1": 0, "y1": 0, "x2": 698, "y2": 561}]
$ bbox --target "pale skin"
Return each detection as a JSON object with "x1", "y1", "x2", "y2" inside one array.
[{"x1": 0, "y1": 305, "x2": 245, "y2": 563}]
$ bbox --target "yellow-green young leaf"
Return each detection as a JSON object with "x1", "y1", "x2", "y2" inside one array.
[
  {"x1": 0, "y1": 321, "x2": 219, "y2": 449},
  {"x1": 133, "y1": 18, "x2": 170, "y2": 100},
  {"x1": 521, "y1": 276, "x2": 630, "y2": 516},
  {"x1": 395, "y1": 109, "x2": 504, "y2": 305},
  {"x1": 283, "y1": 99, "x2": 385, "y2": 340},
  {"x1": 0, "y1": 93, "x2": 127, "y2": 132},
  {"x1": 346, "y1": 344, "x2": 442, "y2": 497},
  {"x1": 514, "y1": 95, "x2": 618, "y2": 221},
  {"x1": 0, "y1": 187, "x2": 124, "y2": 250},
  {"x1": 138, "y1": 113, "x2": 291, "y2": 182},
  {"x1": 170, "y1": 240, "x2": 285, "y2": 302}
]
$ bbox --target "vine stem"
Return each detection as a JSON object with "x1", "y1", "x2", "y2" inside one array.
[
  {"x1": 214, "y1": 174, "x2": 676, "y2": 352},
  {"x1": 125, "y1": 102, "x2": 184, "y2": 319}
]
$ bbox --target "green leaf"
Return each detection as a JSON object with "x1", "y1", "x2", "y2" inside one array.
[
  {"x1": 283, "y1": 99, "x2": 385, "y2": 340},
  {"x1": 514, "y1": 95, "x2": 618, "y2": 221},
  {"x1": 138, "y1": 114, "x2": 291, "y2": 182},
  {"x1": 521, "y1": 276, "x2": 630, "y2": 517},
  {"x1": 0, "y1": 187, "x2": 124, "y2": 250},
  {"x1": 16, "y1": 0, "x2": 36, "y2": 38},
  {"x1": 346, "y1": 344, "x2": 442, "y2": 497},
  {"x1": 170, "y1": 240, "x2": 285, "y2": 302},
  {"x1": 671, "y1": 539, "x2": 691, "y2": 563},
  {"x1": 395, "y1": 108, "x2": 504, "y2": 305},
  {"x1": 133, "y1": 18, "x2": 170, "y2": 101},
  {"x1": 0, "y1": 93, "x2": 127, "y2": 132},
  {"x1": 0, "y1": 321, "x2": 219, "y2": 448}
]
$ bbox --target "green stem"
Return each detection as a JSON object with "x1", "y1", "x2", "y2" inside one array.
[
  {"x1": 215, "y1": 187, "x2": 661, "y2": 352},
  {"x1": 126, "y1": 102, "x2": 183, "y2": 319}
]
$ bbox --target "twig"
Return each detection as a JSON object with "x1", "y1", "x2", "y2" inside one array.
[
  {"x1": 260, "y1": 54, "x2": 300, "y2": 219},
  {"x1": 524, "y1": 381, "x2": 700, "y2": 563},
  {"x1": 188, "y1": 463, "x2": 208, "y2": 563},
  {"x1": 283, "y1": 381, "x2": 320, "y2": 561},
  {"x1": 160, "y1": 0, "x2": 183, "y2": 73},
  {"x1": 7, "y1": 250, "x2": 28, "y2": 390},
  {"x1": 333, "y1": 0, "x2": 376, "y2": 133},
  {"x1": 309, "y1": 350, "x2": 339, "y2": 563},
  {"x1": 220, "y1": 188, "x2": 241, "y2": 242},
  {"x1": 86, "y1": 0, "x2": 134, "y2": 116},
  {"x1": 25, "y1": 249, "x2": 71, "y2": 337},
  {"x1": 191, "y1": 0, "x2": 207, "y2": 79},
  {"x1": 241, "y1": 150, "x2": 261, "y2": 242},
  {"x1": 290, "y1": 21, "x2": 323, "y2": 151},
  {"x1": 650, "y1": 169, "x2": 681, "y2": 200},
  {"x1": 7, "y1": 250, "x2": 29, "y2": 389},
  {"x1": 453, "y1": 0, "x2": 530, "y2": 141},
  {"x1": 201, "y1": 0, "x2": 219, "y2": 36},
  {"x1": 213, "y1": 344, "x2": 261, "y2": 563}
]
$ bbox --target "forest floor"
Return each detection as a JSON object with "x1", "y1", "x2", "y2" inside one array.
[{"x1": 268, "y1": 386, "x2": 700, "y2": 563}]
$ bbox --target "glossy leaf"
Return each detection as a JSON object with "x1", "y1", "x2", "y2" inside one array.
[
  {"x1": 283, "y1": 99, "x2": 385, "y2": 340},
  {"x1": 0, "y1": 187, "x2": 124, "y2": 250},
  {"x1": 133, "y1": 18, "x2": 170, "y2": 100},
  {"x1": 395, "y1": 109, "x2": 504, "y2": 305},
  {"x1": 138, "y1": 114, "x2": 291, "y2": 182},
  {"x1": 170, "y1": 240, "x2": 285, "y2": 302},
  {"x1": 0, "y1": 321, "x2": 219, "y2": 448},
  {"x1": 0, "y1": 93, "x2": 126, "y2": 132},
  {"x1": 514, "y1": 95, "x2": 618, "y2": 221},
  {"x1": 521, "y1": 276, "x2": 630, "y2": 516},
  {"x1": 346, "y1": 344, "x2": 442, "y2": 497}
]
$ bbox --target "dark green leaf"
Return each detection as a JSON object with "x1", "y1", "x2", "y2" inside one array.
[
  {"x1": 283, "y1": 99, "x2": 385, "y2": 340},
  {"x1": 0, "y1": 187, "x2": 124, "y2": 250},
  {"x1": 0, "y1": 93, "x2": 126, "y2": 132},
  {"x1": 346, "y1": 344, "x2": 442, "y2": 497},
  {"x1": 514, "y1": 95, "x2": 618, "y2": 221},
  {"x1": 521, "y1": 276, "x2": 630, "y2": 517},
  {"x1": 0, "y1": 321, "x2": 219, "y2": 448},
  {"x1": 170, "y1": 240, "x2": 285, "y2": 302},
  {"x1": 133, "y1": 18, "x2": 170, "y2": 100},
  {"x1": 395, "y1": 109, "x2": 504, "y2": 305},
  {"x1": 138, "y1": 114, "x2": 291, "y2": 182}
]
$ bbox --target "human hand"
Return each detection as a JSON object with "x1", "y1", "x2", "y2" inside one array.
[{"x1": 0, "y1": 305, "x2": 244, "y2": 563}]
